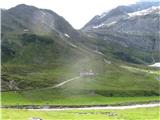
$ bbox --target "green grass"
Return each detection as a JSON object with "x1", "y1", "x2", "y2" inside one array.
[
  {"x1": 2, "y1": 32, "x2": 160, "y2": 106},
  {"x1": 2, "y1": 57, "x2": 160, "y2": 106},
  {"x1": 3, "y1": 61, "x2": 159, "y2": 91},
  {"x1": 2, "y1": 90, "x2": 160, "y2": 105},
  {"x1": 1, "y1": 107, "x2": 160, "y2": 120}
]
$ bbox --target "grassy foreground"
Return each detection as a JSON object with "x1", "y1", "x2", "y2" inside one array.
[
  {"x1": 2, "y1": 91, "x2": 160, "y2": 105},
  {"x1": 2, "y1": 107, "x2": 160, "y2": 120}
]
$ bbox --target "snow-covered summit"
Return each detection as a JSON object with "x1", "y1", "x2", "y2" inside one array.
[{"x1": 128, "y1": 6, "x2": 160, "y2": 17}]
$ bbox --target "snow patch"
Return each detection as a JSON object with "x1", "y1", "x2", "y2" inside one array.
[
  {"x1": 69, "y1": 43, "x2": 78, "y2": 48},
  {"x1": 149, "y1": 62, "x2": 160, "y2": 68},
  {"x1": 97, "y1": 51, "x2": 104, "y2": 55},
  {"x1": 92, "y1": 24, "x2": 105, "y2": 29},
  {"x1": 99, "y1": 13, "x2": 107, "y2": 19},
  {"x1": 128, "y1": 6, "x2": 160, "y2": 17},
  {"x1": 64, "y1": 33, "x2": 71, "y2": 38},
  {"x1": 66, "y1": 41, "x2": 78, "y2": 48},
  {"x1": 97, "y1": 10, "x2": 110, "y2": 19},
  {"x1": 94, "y1": 50, "x2": 105, "y2": 56},
  {"x1": 106, "y1": 21, "x2": 117, "y2": 27},
  {"x1": 92, "y1": 21, "x2": 117, "y2": 29},
  {"x1": 104, "y1": 59, "x2": 111, "y2": 64}
]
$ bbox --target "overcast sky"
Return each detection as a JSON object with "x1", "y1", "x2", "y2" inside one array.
[{"x1": 0, "y1": 0, "x2": 152, "y2": 29}]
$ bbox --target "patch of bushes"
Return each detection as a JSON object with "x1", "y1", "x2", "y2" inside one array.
[
  {"x1": 95, "y1": 90, "x2": 160, "y2": 97},
  {"x1": 113, "y1": 51, "x2": 142, "y2": 64},
  {"x1": 21, "y1": 33, "x2": 54, "y2": 45}
]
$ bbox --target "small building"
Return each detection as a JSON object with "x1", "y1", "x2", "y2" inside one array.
[
  {"x1": 80, "y1": 69, "x2": 95, "y2": 77},
  {"x1": 23, "y1": 29, "x2": 29, "y2": 32}
]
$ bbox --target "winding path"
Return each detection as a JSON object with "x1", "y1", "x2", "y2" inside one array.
[
  {"x1": 53, "y1": 76, "x2": 81, "y2": 88},
  {"x1": 28, "y1": 103, "x2": 160, "y2": 111},
  {"x1": 39, "y1": 76, "x2": 81, "y2": 90}
]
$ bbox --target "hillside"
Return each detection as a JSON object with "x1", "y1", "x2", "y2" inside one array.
[{"x1": 1, "y1": 3, "x2": 160, "y2": 106}]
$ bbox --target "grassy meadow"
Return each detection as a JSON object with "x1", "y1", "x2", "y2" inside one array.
[
  {"x1": 2, "y1": 58, "x2": 160, "y2": 106},
  {"x1": 2, "y1": 107, "x2": 160, "y2": 120}
]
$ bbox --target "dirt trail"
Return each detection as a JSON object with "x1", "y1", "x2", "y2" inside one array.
[
  {"x1": 28, "y1": 103, "x2": 160, "y2": 111},
  {"x1": 53, "y1": 76, "x2": 81, "y2": 88},
  {"x1": 38, "y1": 76, "x2": 81, "y2": 90}
]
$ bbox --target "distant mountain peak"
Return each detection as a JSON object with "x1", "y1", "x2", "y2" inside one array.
[
  {"x1": 83, "y1": 1, "x2": 159, "y2": 31},
  {"x1": 2, "y1": 4, "x2": 79, "y2": 37},
  {"x1": 128, "y1": 6, "x2": 160, "y2": 17}
]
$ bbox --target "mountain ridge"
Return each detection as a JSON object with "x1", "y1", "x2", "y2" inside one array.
[{"x1": 82, "y1": 1, "x2": 160, "y2": 63}]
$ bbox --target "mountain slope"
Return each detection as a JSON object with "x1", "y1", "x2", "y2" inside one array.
[
  {"x1": 83, "y1": 2, "x2": 159, "y2": 30},
  {"x1": 82, "y1": 2, "x2": 160, "y2": 64},
  {"x1": 1, "y1": 4, "x2": 92, "y2": 91},
  {"x1": 1, "y1": 4, "x2": 160, "y2": 100},
  {"x1": 2, "y1": 4, "x2": 79, "y2": 37}
]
